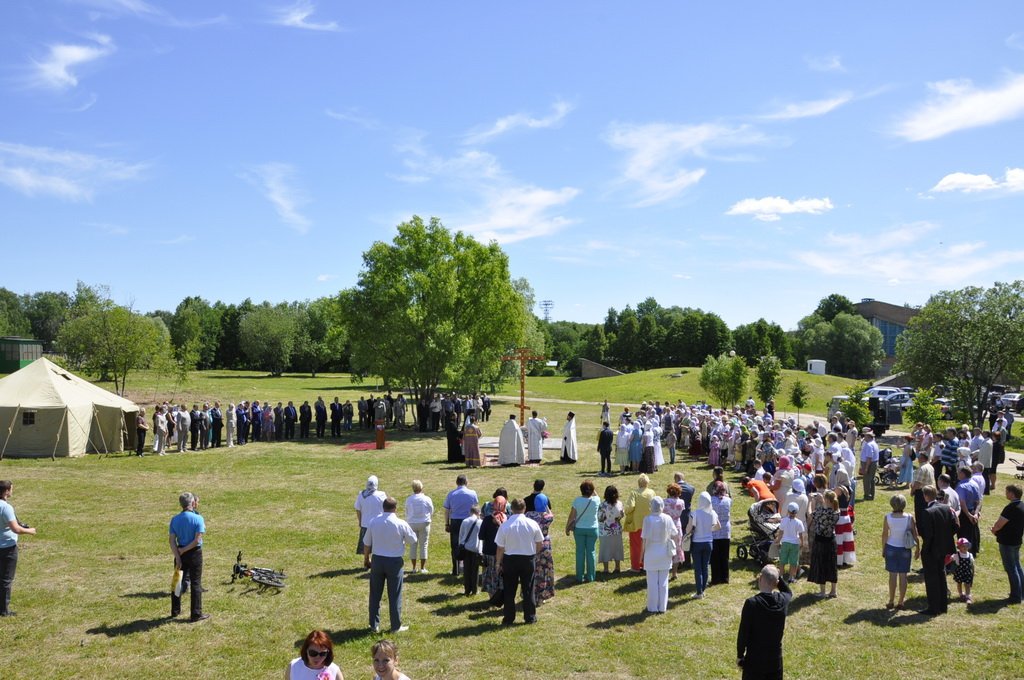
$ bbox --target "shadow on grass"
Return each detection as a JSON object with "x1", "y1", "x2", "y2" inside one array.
[
  {"x1": 966, "y1": 598, "x2": 1015, "y2": 615},
  {"x1": 309, "y1": 567, "x2": 366, "y2": 579},
  {"x1": 587, "y1": 609, "x2": 654, "y2": 630},
  {"x1": 786, "y1": 592, "x2": 824, "y2": 615},
  {"x1": 843, "y1": 600, "x2": 936, "y2": 627},
  {"x1": 312, "y1": 627, "x2": 379, "y2": 647},
  {"x1": 120, "y1": 591, "x2": 167, "y2": 600},
  {"x1": 432, "y1": 598, "x2": 492, "y2": 617},
  {"x1": 613, "y1": 577, "x2": 647, "y2": 595},
  {"x1": 435, "y1": 621, "x2": 504, "y2": 638},
  {"x1": 87, "y1": 617, "x2": 173, "y2": 637},
  {"x1": 668, "y1": 580, "x2": 696, "y2": 598}
]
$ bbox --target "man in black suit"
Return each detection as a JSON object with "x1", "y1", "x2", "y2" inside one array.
[
  {"x1": 284, "y1": 401, "x2": 297, "y2": 440},
  {"x1": 299, "y1": 401, "x2": 312, "y2": 439},
  {"x1": 189, "y1": 404, "x2": 200, "y2": 451},
  {"x1": 918, "y1": 484, "x2": 957, "y2": 615}
]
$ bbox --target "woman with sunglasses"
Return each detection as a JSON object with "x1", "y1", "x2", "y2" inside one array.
[
  {"x1": 287, "y1": 630, "x2": 344, "y2": 679},
  {"x1": 371, "y1": 639, "x2": 410, "y2": 680}
]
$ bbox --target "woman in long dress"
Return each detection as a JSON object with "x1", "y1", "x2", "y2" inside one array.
[
  {"x1": 808, "y1": 489, "x2": 839, "y2": 598},
  {"x1": 479, "y1": 496, "x2": 506, "y2": 606},
  {"x1": 527, "y1": 495, "x2": 555, "y2": 603},
  {"x1": 462, "y1": 417, "x2": 482, "y2": 467},
  {"x1": 835, "y1": 485, "x2": 857, "y2": 566},
  {"x1": 662, "y1": 483, "x2": 686, "y2": 580}
]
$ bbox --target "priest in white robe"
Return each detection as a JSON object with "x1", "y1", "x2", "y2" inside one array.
[
  {"x1": 561, "y1": 411, "x2": 578, "y2": 463},
  {"x1": 526, "y1": 411, "x2": 547, "y2": 463},
  {"x1": 498, "y1": 415, "x2": 526, "y2": 466}
]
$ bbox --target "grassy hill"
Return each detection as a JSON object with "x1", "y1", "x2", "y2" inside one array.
[{"x1": 506, "y1": 367, "x2": 861, "y2": 415}]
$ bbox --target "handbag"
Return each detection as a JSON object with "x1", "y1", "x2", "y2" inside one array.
[
  {"x1": 681, "y1": 529, "x2": 693, "y2": 553},
  {"x1": 902, "y1": 522, "x2": 915, "y2": 549}
]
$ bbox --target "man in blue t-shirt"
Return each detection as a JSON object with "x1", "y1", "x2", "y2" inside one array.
[{"x1": 169, "y1": 492, "x2": 208, "y2": 622}]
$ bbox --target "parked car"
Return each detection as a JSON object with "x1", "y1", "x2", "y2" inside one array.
[
  {"x1": 997, "y1": 392, "x2": 1022, "y2": 413},
  {"x1": 865, "y1": 386, "x2": 907, "y2": 400},
  {"x1": 934, "y1": 397, "x2": 955, "y2": 419},
  {"x1": 884, "y1": 392, "x2": 914, "y2": 410}
]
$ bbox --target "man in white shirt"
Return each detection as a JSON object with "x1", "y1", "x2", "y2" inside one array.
[
  {"x1": 363, "y1": 497, "x2": 416, "y2": 634},
  {"x1": 494, "y1": 497, "x2": 544, "y2": 625},
  {"x1": 859, "y1": 429, "x2": 880, "y2": 501}
]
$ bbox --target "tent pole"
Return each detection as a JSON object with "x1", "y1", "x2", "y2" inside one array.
[
  {"x1": 0, "y1": 404, "x2": 21, "y2": 461},
  {"x1": 92, "y1": 404, "x2": 110, "y2": 457},
  {"x1": 52, "y1": 409, "x2": 68, "y2": 461}
]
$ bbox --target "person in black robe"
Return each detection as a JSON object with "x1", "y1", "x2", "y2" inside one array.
[{"x1": 446, "y1": 413, "x2": 464, "y2": 463}]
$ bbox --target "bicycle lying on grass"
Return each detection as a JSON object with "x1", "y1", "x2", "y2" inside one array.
[{"x1": 231, "y1": 551, "x2": 286, "y2": 589}]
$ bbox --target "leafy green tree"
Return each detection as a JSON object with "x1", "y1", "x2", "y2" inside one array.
[
  {"x1": 754, "y1": 355, "x2": 783, "y2": 405},
  {"x1": 733, "y1": 320, "x2": 773, "y2": 366},
  {"x1": 215, "y1": 299, "x2": 253, "y2": 369},
  {"x1": 838, "y1": 389, "x2": 871, "y2": 430},
  {"x1": 800, "y1": 312, "x2": 883, "y2": 378},
  {"x1": 292, "y1": 297, "x2": 347, "y2": 376},
  {"x1": 637, "y1": 314, "x2": 664, "y2": 369},
  {"x1": 169, "y1": 297, "x2": 222, "y2": 370},
  {"x1": 903, "y1": 387, "x2": 946, "y2": 432},
  {"x1": 0, "y1": 287, "x2": 30, "y2": 337},
  {"x1": 789, "y1": 380, "x2": 809, "y2": 422},
  {"x1": 57, "y1": 302, "x2": 167, "y2": 394},
  {"x1": 895, "y1": 281, "x2": 1024, "y2": 427},
  {"x1": 21, "y1": 291, "x2": 71, "y2": 350},
  {"x1": 697, "y1": 313, "x2": 732, "y2": 364},
  {"x1": 699, "y1": 352, "x2": 748, "y2": 408},
  {"x1": 343, "y1": 216, "x2": 526, "y2": 399},
  {"x1": 612, "y1": 310, "x2": 640, "y2": 370},
  {"x1": 239, "y1": 303, "x2": 298, "y2": 377},
  {"x1": 582, "y1": 325, "x2": 608, "y2": 365},
  {"x1": 815, "y1": 293, "x2": 856, "y2": 323}
]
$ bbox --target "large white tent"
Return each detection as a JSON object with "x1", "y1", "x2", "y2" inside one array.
[{"x1": 0, "y1": 357, "x2": 139, "y2": 459}]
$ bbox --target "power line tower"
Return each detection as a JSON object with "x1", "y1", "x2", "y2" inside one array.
[{"x1": 539, "y1": 300, "x2": 553, "y2": 322}]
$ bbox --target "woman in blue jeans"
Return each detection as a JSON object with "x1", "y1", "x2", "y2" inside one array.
[
  {"x1": 685, "y1": 491, "x2": 720, "y2": 599},
  {"x1": 566, "y1": 479, "x2": 600, "y2": 582}
]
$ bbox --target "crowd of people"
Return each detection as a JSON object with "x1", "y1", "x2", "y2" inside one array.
[{"x1": 6, "y1": 388, "x2": 1024, "y2": 678}]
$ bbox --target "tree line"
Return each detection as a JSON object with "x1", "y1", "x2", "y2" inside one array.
[{"x1": 1, "y1": 217, "x2": 894, "y2": 397}]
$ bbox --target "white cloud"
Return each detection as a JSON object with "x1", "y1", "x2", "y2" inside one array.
[
  {"x1": 760, "y1": 93, "x2": 853, "y2": 120},
  {"x1": 242, "y1": 163, "x2": 311, "y2": 232},
  {"x1": 69, "y1": 0, "x2": 226, "y2": 27},
  {"x1": 315, "y1": 273, "x2": 336, "y2": 283},
  {"x1": 893, "y1": 73, "x2": 1024, "y2": 141},
  {"x1": 605, "y1": 122, "x2": 769, "y2": 206},
  {"x1": 157, "y1": 234, "x2": 195, "y2": 246},
  {"x1": 805, "y1": 54, "x2": 845, "y2": 72},
  {"x1": 30, "y1": 34, "x2": 115, "y2": 90},
  {"x1": 930, "y1": 168, "x2": 1024, "y2": 194},
  {"x1": 86, "y1": 221, "x2": 129, "y2": 235},
  {"x1": 457, "y1": 185, "x2": 580, "y2": 244},
  {"x1": 272, "y1": 1, "x2": 340, "y2": 32},
  {"x1": 463, "y1": 100, "x2": 573, "y2": 145},
  {"x1": 325, "y1": 108, "x2": 380, "y2": 130},
  {"x1": 672, "y1": 274, "x2": 692, "y2": 280},
  {"x1": 0, "y1": 140, "x2": 145, "y2": 200},
  {"x1": 1007, "y1": 32, "x2": 1024, "y2": 51},
  {"x1": 726, "y1": 196, "x2": 834, "y2": 222},
  {"x1": 794, "y1": 221, "x2": 1024, "y2": 284}
]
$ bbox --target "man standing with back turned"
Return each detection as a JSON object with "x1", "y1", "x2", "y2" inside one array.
[
  {"x1": 736, "y1": 564, "x2": 792, "y2": 680},
  {"x1": 363, "y1": 496, "x2": 415, "y2": 633},
  {"x1": 494, "y1": 497, "x2": 544, "y2": 626},
  {"x1": 169, "y1": 492, "x2": 209, "y2": 622}
]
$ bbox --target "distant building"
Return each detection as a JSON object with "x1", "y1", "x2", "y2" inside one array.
[
  {"x1": 806, "y1": 359, "x2": 826, "y2": 375},
  {"x1": 853, "y1": 299, "x2": 919, "y2": 376},
  {"x1": 0, "y1": 337, "x2": 43, "y2": 374},
  {"x1": 579, "y1": 358, "x2": 625, "y2": 380}
]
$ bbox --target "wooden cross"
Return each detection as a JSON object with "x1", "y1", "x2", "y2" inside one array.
[{"x1": 501, "y1": 347, "x2": 545, "y2": 424}]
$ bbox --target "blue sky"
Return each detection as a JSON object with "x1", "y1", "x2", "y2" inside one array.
[{"x1": 2, "y1": 1, "x2": 1024, "y2": 329}]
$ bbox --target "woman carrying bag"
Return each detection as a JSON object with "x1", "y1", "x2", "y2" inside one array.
[{"x1": 566, "y1": 480, "x2": 600, "y2": 583}]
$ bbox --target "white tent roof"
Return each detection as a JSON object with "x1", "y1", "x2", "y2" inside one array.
[{"x1": 0, "y1": 357, "x2": 137, "y2": 411}]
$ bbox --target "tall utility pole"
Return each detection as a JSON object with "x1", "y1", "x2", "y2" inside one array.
[{"x1": 539, "y1": 300, "x2": 553, "y2": 322}]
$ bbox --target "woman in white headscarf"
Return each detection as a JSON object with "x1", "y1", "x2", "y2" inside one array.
[
  {"x1": 685, "y1": 491, "x2": 721, "y2": 599},
  {"x1": 786, "y1": 478, "x2": 810, "y2": 568},
  {"x1": 354, "y1": 475, "x2": 387, "y2": 555},
  {"x1": 642, "y1": 496, "x2": 679, "y2": 613}
]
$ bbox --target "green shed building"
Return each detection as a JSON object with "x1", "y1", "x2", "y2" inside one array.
[{"x1": 0, "y1": 337, "x2": 44, "y2": 374}]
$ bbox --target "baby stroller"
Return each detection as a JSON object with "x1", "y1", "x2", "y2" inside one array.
[
  {"x1": 1011, "y1": 456, "x2": 1024, "y2": 481},
  {"x1": 876, "y1": 448, "x2": 900, "y2": 486},
  {"x1": 737, "y1": 499, "x2": 780, "y2": 566}
]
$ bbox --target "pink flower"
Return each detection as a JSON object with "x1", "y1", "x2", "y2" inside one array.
[{"x1": 317, "y1": 671, "x2": 331, "y2": 680}]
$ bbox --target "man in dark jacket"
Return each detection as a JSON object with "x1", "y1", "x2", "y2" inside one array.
[
  {"x1": 597, "y1": 421, "x2": 614, "y2": 476},
  {"x1": 736, "y1": 564, "x2": 792, "y2": 680},
  {"x1": 189, "y1": 404, "x2": 200, "y2": 451},
  {"x1": 299, "y1": 401, "x2": 312, "y2": 438},
  {"x1": 919, "y1": 484, "x2": 957, "y2": 615}
]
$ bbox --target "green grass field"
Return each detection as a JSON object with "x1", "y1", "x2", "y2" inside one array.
[{"x1": 1, "y1": 370, "x2": 1022, "y2": 678}]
